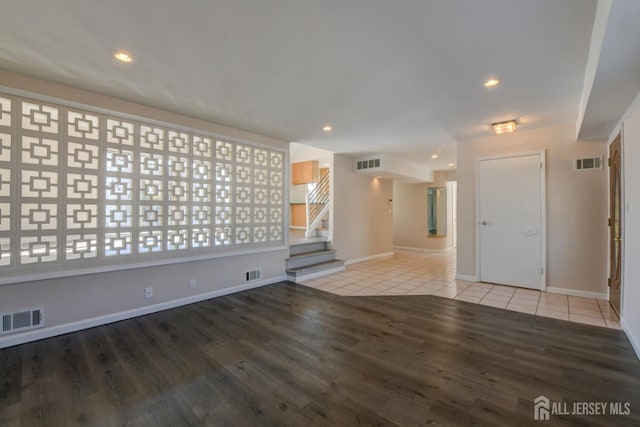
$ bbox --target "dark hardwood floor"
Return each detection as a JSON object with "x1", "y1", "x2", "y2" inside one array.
[{"x1": 1, "y1": 282, "x2": 639, "y2": 426}]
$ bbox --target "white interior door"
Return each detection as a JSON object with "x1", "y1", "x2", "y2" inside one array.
[{"x1": 478, "y1": 153, "x2": 545, "y2": 289}]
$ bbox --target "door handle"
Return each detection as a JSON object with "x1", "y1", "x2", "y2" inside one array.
[{"x1": 481, "y1": 221, "x2": 488, "y2": 226}]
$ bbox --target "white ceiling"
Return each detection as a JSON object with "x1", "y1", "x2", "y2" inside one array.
[{"x1": 0, "y1": 0, "x2": 610, "y2": 170}]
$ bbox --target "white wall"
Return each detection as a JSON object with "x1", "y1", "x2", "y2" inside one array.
[
  {"x1": 0, "y1": 70, "x2": 289, "y2": 348},
  {"x1": 457, "y1": 125, "x2": 608, "y2": 296},
  {"x1": 393, "y1": 171, "x2": 454, "y2": 251},
  {"x1": 618, "y1": 89, "x2": 640, "y2": 357},
  {"x1": 332, "y1": 154, "x2": 393, "y2": 262}
]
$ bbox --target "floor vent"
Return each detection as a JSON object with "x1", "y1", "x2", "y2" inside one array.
[
  {"x1": 245, "y1": 269, "x2": 262, "y2": 282},
  {"x1": 1, "y1": 307, "x2": 44, "y2": 335},
  {"x1": 574, "y1": 156, "x2": 603, "y2": 171}
]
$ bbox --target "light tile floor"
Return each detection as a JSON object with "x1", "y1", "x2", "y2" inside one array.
[{"x1": 300, "y1": 249, "x2": 621, "y2": 329}]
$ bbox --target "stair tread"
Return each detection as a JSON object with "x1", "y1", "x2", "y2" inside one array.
[
  {"x1": 286, "y1": 259, "x2": 345, "y2": 274},
  {"x1": 287, "y1": 249, "x2": 335, "y2": 260}
]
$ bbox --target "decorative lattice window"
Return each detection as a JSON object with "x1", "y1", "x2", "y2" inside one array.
[{"x1": 0, "y1": 93, "x2": 285, "y2": 283}]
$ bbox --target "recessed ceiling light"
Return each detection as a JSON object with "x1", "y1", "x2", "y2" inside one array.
[
  {"x1": 322, "y1": 125, "x2": 332, "y2": 132},
  {"x1": 431, "y1": 154, "x2": 438, "y2": 159},
  {"x1": 114, "y1": 51, "x2": 133, "y2": 63},
  {"x1": 491, "y1": 120, "x2": 517, "y2": 134},
  {"x1": 448, "y1": 163, "x2": 455, "y2": 167},
  {"x1": 484, "y1": 78, "x2": 499, "y2": 88}
]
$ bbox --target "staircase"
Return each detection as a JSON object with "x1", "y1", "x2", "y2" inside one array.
[
  {"x1": 305, "y1": 172, "x2": 330, "y2": 237},
  {"x1": 286, "y1": 241, "x2": 345, "y2": 283}
]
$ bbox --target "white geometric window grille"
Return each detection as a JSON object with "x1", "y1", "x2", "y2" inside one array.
[
  {"x1": 167, "y1": 229, "x2": 188, "y2": 251},
  {"x1": 169, "y1": 131, "x2": 190, "y2": 154},
  {"x1": 107, "y1": 119, "x2": 134, "y2": 145},
  {"x1": 1, "y1": 93, "x2": 285, "y2": 280},
  {"x1": 20, "y1": 235, "x2": 57, "y2": 264},
  {"x1": 140, "y1": 179, "x2": 163, "y2": 201},
  {"x1": 192, "y1": 182, "x2": 211, "y2": 203},
  {"x1": 106, "y1": 148, "x2": 134, "y2": 174},
  {"x1": 139, "y1": 230, "x2": 163, "y2": 254},
  {"x1": 0, "y1": 168, "x2": 10, "y2": 197},
  {"x1": 21, "y1": 170, "x2": 58, "y2": 198},
  {"x1": 67, "y1": 174, "x2": 99, "y2": 199},
  {"x1": 254, "y1": 226, "x2": 267, "y2": 243},
  {"x1": 65, "y1": 234, "x2": 98, "y2": 260},
  {"x1": 139, "y1": 205, "x2": 163, "y2": 227},
  {"x1": 0, "y1": 97, "x2": 11, "y2": 127},
  {"x1": 21, "y1": 136, "x2": 58, "y2": 166},
  {"x1": 68, "y1": 111, "x2": 99, "y2": 140},
  {"x1": 235, "y1": 227, "x2": 250, "y2": 244},
  {"x1": 66, "y1": 204, "x2": 98, "y2": 229},
  {"x1": 193, "y1": 136, "x2": 212, "y2": 158},
  {"x1": 105, "y1": 232, "x2": 132, "y2": 256},
  {"x1": 0, "y1": 237, "x2": 9, "y2": 266},
  {"x1": 20, "y1": 203, "x2": 57, "y2": 231},
  {"x1": 140, "y1": 152, "x2": 164, "y2": 176},
  {"x1": 0, "y1": 133, "x2": 11, "y2": 162},
  {"x1": 105, "y1": 205, "x2": 133, "y2": 228},
  {"x1": 140, "y1": 125, "x2": 164, "y2": 150},
  {"x1": 21, "y1": 102, "x2": 58, "y2": 134},
  {"x1": 67, "y1": 142, "x2": 99, "y2": 169},
  {"x1": 168, "y1": 205, "x2": 188, "y2": 226},
  {"x1": 214, "y1": 227, "x2": 232, "y2": 246},
  {"x1": 192, "y1": 228, "x2": 210, "y2": 248},
  {"x1": 0, "y1": 203, "x2": 10, "y2": 231},
  {"x1": 105, "y1": 177, "x2": 132, "y2": 201}
]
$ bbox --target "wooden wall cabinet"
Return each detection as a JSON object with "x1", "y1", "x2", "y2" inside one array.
[
  {"x1": 290, "y1": 204, "x2": 307, "y2": 227},
  {"x1": 292, "y1": 160, "x2": 319, "y2": 184}
]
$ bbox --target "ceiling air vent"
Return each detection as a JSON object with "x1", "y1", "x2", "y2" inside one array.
[
  {"x1": 355, "y1": 157, "x2": 381, "y2": 171},
  {"x1": 1, "y1": 307, "x2": 44, "y2": 335},
  {"x1": 574, "y1": 156, "x2": 603, "y2": 171}
]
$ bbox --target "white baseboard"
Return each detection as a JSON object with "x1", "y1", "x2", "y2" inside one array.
[
  {"x1": 345, "y1": 251, "x2": 394, "y2": 266},
  {"x1": 455, "y1": 274, "x2": 478, "y2": 282},
  {"x1": 546, "y1": 287, "x2": 608, "y2": 300},
  {"x1": 393, "y1": 245, "x2": 453, "y2": 253},
  {"x1": 621, "y1": 318, "x2": 640, "y2": 361},
  {"x1": 0, "y1": 275, "x2": 286, "y2": 350}
]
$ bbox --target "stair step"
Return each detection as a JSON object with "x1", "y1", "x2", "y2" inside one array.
[
  {"x1": 286, "y1": 259, "x2": 346, "y2": 283},
  {"x1": 289, "y1": 241, "x2": 327, "y2": 256},
  {"x1": 286, "y1": 249, "x2": 336, "y2": 270},
  {"x1": 316, "y1": 228, "x2": 329, "y2": 238}
]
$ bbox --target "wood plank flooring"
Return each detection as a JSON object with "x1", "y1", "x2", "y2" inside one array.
[{"x1": 1, "y1": 282, "x2": 639, "y2": 426}]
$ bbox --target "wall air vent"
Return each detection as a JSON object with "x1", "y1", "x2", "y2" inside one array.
[
  {"x1": 245, "y1": 269, "x2": 262, "y2": 282},
  {"x1": 0, "y1": 307, "x2": 44, "y2": 335},
  {"x1": 574, "y1": 156, "x2": 603, "y2": 171},
  {"x1": 355, "y1": 157, "x2": 382, "y2": 171}
]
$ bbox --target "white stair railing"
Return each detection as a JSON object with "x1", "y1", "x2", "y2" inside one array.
[{"x1": 305, "y1": 172, "x2": 330, "y2": 237}]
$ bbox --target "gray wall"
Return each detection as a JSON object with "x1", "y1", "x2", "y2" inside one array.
[
  {"x1": 332, "y1": 154, "x2": 394, "y2": 262},
  {"x1": 456, "y1": 124, "x2": 608, "y2": 295}
]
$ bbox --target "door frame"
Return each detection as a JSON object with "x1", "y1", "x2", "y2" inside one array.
[
  {"x1": 608, "y1": 127, "x2": 625, "y2": 316},
  {"x1": 475, "y1": 150, "x2": 547, "y2": 291}
]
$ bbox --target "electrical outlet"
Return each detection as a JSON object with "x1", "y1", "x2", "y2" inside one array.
[
  {"x1": 144, "y1": 287, "x2": 153, "y2": 299},
  {"x1": 188, "y1": 279, "x2": 196, "y2": 289}
]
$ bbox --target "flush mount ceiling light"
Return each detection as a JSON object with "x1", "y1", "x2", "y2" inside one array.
[
  {"x1": 114, "y1": 51, "x2": 133, "y2": 63},
  {"x1": 484, "y1": 78, "x2": 500, "y2": 88},
  {"x1": 491, "y1": 120, "x2": 517, "y2": 134},
  {"x1": 322, "y1": 125, "x2": 332, "y2": 132}
]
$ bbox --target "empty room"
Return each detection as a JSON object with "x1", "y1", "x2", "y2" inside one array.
[{"x1": 1, "y1": 0, "x2": 640, "y2": 425}]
